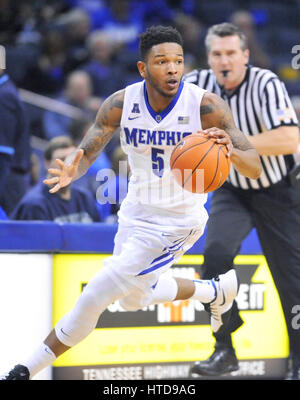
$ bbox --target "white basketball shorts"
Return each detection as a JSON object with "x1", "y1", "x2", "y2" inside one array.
[{"x1": 102, "y1": 199, "x2": 208, "y2": 309}]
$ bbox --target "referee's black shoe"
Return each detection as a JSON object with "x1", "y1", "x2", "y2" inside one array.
[
  {"x1": 1, "y1": 364, "x2": 30, "y2": 380},
  {"x1": 190, "y1": 344, "x2": 239, "y2": 376}
]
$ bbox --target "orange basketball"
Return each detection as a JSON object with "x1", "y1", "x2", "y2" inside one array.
[{"x1": 170, "y1": 133, "x2": 231, "y2": 193}]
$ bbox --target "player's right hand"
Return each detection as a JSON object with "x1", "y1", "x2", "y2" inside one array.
[{"x1": 43, "y1": 149, "x2": 84, "y2": 194}]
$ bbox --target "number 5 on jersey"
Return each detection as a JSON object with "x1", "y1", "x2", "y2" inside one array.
[{"x1": 151, "y1": 148, "x2": 164, "y2": 178}]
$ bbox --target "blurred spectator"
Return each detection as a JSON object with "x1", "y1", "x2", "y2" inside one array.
[
  {"x1": 0, "y1": 0, "x2": 26, "y2": 45},
  {"x1": 81, "y1": 30, "x2": 125, "y2": 98},
  {"x1": 79, "y1": 0, "x2": 175, "y2": 84},
  {"x1": 43, "y1": 70, "x2": 101, "y2": 140},
  {"x1": 88, "y1": 0, "x2": 143, "y2": 50},
  {"x1": 174, "y1": 12, "x2": 206, "y2": 69},
  {"x1": 29, "y1": 29, "x2": 67, "y2": 95},
  {"x1": 0, "y1": 69, "x2": 31, "y2": 216},
  {"x1": 230, "y1": 10, "x2": 271, "y2": 69},
  {"x1": 11, "y1": 136, "x2": 101, "y2": 223},
  {"x1": 54, "y1": 7, "x2": 91, "y2": 73}
]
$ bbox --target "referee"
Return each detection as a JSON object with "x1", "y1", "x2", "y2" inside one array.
[{"x1": 184, "y1": 23, "x2": 300, "y2": 379}]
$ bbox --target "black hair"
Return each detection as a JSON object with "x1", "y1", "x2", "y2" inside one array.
[{"x1": 139, "y1": 25, "x2": 183, "y2": 61}]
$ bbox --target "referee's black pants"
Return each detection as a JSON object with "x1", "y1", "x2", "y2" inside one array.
[{"x1": 201, "y1": 180, "x2": 300, "y2": 367}]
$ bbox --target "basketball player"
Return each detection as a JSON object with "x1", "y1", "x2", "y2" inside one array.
[{"x1": 2, "y1": 26, "x2": 261, "y2": 380}]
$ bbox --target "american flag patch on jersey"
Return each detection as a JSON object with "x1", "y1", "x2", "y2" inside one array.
[{"x1": 178, "y1": 116, "x2": 189, "y2": 124}]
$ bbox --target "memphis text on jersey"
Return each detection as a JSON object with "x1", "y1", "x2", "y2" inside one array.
[{"x1": 123, "y1": 127, "x2": 192, "y2": 148}]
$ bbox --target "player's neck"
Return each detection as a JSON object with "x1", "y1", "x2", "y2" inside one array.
[{"x1": 145, "y1": 83, "x2": 175, "y2": 113}]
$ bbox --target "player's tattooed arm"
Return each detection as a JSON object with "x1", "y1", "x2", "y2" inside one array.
[
  {"x1": 80, "y1": 89, "x2": 124, "y2": 164},
  {"x1": 200, "y1": 92, "x2": 262, "y2": 179},
  {"x1": 200, "y1": 92, "x2": 253, "y2": 151},
  {"x1": 44, "y1": 90, "x2": 124, "y2": 193}
]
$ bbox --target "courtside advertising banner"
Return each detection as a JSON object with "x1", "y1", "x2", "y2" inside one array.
[{"x1": 52, "y1": 254, "x2": 288, "y2": 380}]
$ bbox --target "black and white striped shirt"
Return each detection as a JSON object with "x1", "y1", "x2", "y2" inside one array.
[{"x1": 183, "y1": 66, "x2": 299, "y2": 190}]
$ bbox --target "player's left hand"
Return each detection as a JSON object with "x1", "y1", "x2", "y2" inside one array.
[
  {"x1": 197, "y1": 128, "x2": 233, "y2": 157},
  {"x1": 43, "y1": 149, "x2": 84, "y2": 193}
]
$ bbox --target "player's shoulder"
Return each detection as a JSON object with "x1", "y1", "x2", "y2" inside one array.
[
  {"x1": 182, "y1": 81, "x2": 207, "y2": 106},
  {"x1": 123, "y1": 80, "x2": 144, "y2": 98},
  {"x1": 200, "y1": 90, "x2": 224, "y2": 111},
  {"x1": 104, "y1": 88, "x2": 126, "y2": 106}
]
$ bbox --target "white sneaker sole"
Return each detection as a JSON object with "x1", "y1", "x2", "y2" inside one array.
[
  {"x1": 220, "y1": 269, "x2": 239, "y2": 304},
  {"x1": 210, "y1": 269, "x2": 239, "y2": 332}
]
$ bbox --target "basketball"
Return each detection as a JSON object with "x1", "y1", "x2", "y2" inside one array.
[{"x1": 170, "y1": 133, "x2": 231, "y2": 193}]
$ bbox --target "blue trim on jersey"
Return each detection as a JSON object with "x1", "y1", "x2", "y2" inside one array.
[
  {"x1": 152, "y1": 281, "x2": 158, "y2": 290},
  {"x1": 137, "y1": 254, "x2": 174, "y2": 276},
  {"x1": 150, "y1": 251, "x2": 171, "y2": 265},
  {"x1": 0, "y1": 145, "x2": 15, "y2": 155},
  {"x1": 168, "y1": 229, "x2": 193, "y2": 251},
  {"x1": 143, "y1": 80, "x2": 184, "y2": 123}
]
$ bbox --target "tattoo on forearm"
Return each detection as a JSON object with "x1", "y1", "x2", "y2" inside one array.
[
  {"x1": 210, "y1": 96, "x2": 253, "y2": 151},
  {"x1": 219, "y1": 115, "x2": 253, "y2": 151},
  {"x1": 81, "y1": 124, "x2": 112, "y2": 160},
  {"x1": 80, "y1": 91, "x2": 123, "y2": 160}
]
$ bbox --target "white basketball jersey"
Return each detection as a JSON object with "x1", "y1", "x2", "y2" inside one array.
[{"x1": 119, "y1": 80, "x2": 208, "y2": 227}]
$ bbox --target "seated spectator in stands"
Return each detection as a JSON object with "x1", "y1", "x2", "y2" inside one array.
[
  {"x1": 43, "y1": 70, "x2": 101, "y2": 140},
  {"x1": 11, "y1": 136, "x2": 102, "y2": 223},
  {"x1": 21, "y1": 30, "x2": 67, "y2": 96},
  {"x1": 230, "y1": 10, "x2": 271, "y2": 69},
  {"x1": 81, "y1": 30, "x2": 124, "y2": 98},
  {"x1": 85, "y1": 0, "x2": 143, "y2": 51},
  {"x1": 0, "y1": 68, "x2": 31, "y2": 216},
  {"x1": 54, "y1": 7, "x2": 91, "y2": 73},
  {"x1": 174, "y1": 12, "x2": 205, "y2": 70}
]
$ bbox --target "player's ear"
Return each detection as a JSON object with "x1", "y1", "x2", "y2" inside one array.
[{"x1": 137, "y1": 61, "x2": 147, "y2": 79}]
